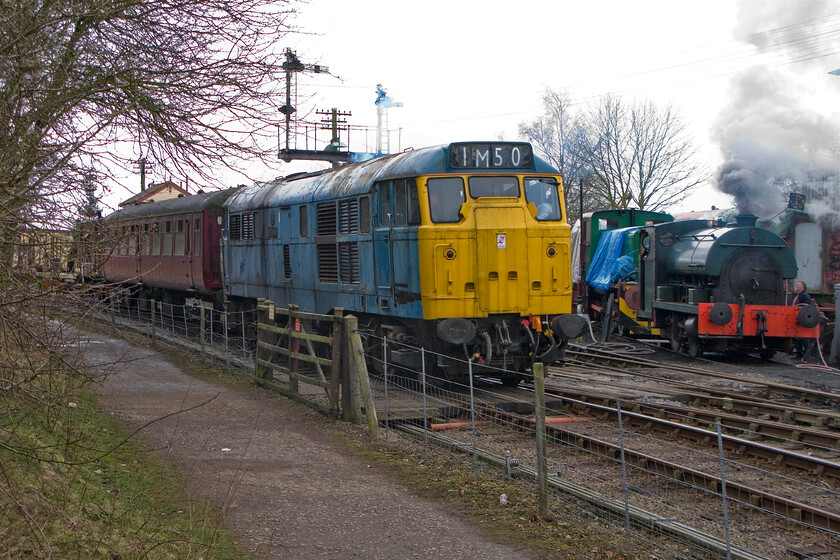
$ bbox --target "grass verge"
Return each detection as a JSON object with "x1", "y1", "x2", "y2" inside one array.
[{"x1": 0, "y1": 354, "x2": 253, "y2": 559}]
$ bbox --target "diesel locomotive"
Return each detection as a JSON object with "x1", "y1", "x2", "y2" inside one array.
[
  {"x1": 580, "y1": 209, "x2": 821, "y2": 358},
  {"x1": 99, "y1": 141, "x2": 586, "y2": 383}
]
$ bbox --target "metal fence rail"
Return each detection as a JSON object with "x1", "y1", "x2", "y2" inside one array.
[{"x1": 76, "y1": 289, "x2": 840, "y2": 559}]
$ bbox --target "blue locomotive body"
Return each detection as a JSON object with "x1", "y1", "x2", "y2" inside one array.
[{"x1": 222, "y1": 148, "x2": 438, "y2": 319}]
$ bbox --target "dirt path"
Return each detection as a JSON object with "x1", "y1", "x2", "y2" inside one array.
[{"x1": 84, "y1": 331, "x2": 535, "y2": 560}]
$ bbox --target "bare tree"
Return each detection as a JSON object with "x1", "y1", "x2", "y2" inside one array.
[
  {"x1": 0, "y1": 2, "x2": 298, "y2": 553},
  {"x1": 521, "y1": 91, "x2": 705, "y2": 220},
  {"x1": 580, "y1": 96, "x2": 705, "y2": 212},
  {"x1": 519, "y1": 89, "x2": 605, "y2": 225},
  {"x1": 1, "y1": 0, "x2": 297, "y2": 270}
]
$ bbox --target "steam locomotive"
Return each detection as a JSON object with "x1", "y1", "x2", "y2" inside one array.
[
  {"x1": 580, "y1": 209, "x2": 820, "y2": 358},
  {"x1": 99, "y1": 141, "x2": 586, "y2": 384}
]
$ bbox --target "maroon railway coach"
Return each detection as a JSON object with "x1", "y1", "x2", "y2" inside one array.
[{"x1": 101, "y1": 189, "x2": 236, "y2": 302}]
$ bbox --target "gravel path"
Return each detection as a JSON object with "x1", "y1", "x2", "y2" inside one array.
[{"x1": 85, "y1": 331, "x2": 535, "y2": 559}]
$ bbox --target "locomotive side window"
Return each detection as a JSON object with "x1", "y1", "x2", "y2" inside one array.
[
  {"x1": 427, "y1": 177, "x2": 465, "y2": 223},
  {"x1": 524, "y1": 178, "x2": 562, "y2": 221},
  {"x1": 359, "y1": 196, "x2": 370, "y2": 233},
  {"x1": 393, "y1": 180, "x2": 407, "y2": 226},
  {"x1": 299, "y1": 206, "x2": 308, "y2": 237},
  {"x1": 391, "y1": 178, "x2": 419, "y2": 226},
  {"x1": 379, "y1": 182, "x2": 391, "y2": 226}
]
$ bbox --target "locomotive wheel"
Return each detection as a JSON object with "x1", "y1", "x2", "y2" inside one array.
[
  {"x1": 687, "y1": 336, "x2": 703, "y2": 359},
  {"x1": 669, "y1": 322, "x2": 682, "y2": 352},
  {"x1": 760, "y1": 347, "x2": 775, "y2": 361},
  {"x1": 500, "y1": 373, "x2": 524, "y2": 387}
]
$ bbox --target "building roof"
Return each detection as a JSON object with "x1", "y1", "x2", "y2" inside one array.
[{"x1": 118, "y1": 180, "x2": 190, "y2": 207}]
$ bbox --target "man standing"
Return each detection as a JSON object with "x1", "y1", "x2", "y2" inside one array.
[{"x1": 792, "y1": 281, "x2": 814, "y2": 361}]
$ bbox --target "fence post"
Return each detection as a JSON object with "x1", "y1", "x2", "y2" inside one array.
[
  {"x1": 329, "y1": 308, "x2": 344, "y2": 413},
  {"x1": 150, "y1": 299, "x2": 156, "y2": 343},
  {"x1": 717, "y1": 422, "x2": 733, "y2": 560},
  {"x1": 468, "y1": 358, "x2": 478, "y2": 482},
  {"x1": 616, "y1": 397, "x2": 633, "y2": 557},
  {"x1": 255, "y1": 300, "x2": 267, "y2": 381},
  {"x1": 832, "y1": 284, "x2": 840, "y2": 365},
  {"x1": 200, "y1": 300, "x2": 206, "y2": 358},
  {"x1": 534, "y1": 362, "x2": 549, "y2": 516},
  {"x1": 345, "y1": 315, "x2": 378, "y2": 438},
  {"x1": 224, "y1": 310, "x2": 230, "y2": 367},
  {"x1": 288, "y1": 304, "x2": 299, "y2": 395}
]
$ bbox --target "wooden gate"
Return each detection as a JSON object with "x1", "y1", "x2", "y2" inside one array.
[{"x1": 253, "y1": 300, "x2": 377, "y2": 434}]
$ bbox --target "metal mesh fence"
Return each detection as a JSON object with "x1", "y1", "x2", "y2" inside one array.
[
  {"x1": 360, "y1": 332, "x2": 840, "y2": 560},
  {"x1": 72, "y1": 294, "x2": 840, "y2": 559}
]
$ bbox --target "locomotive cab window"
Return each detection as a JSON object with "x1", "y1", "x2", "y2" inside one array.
[
  {"x1": 524, "y1": 178, "x2": 562, "y2": 221},
  {"x1": 468, "y1": 176, "x2": 519, "y2": 198},
  {"x1": 427, "y1": 177, "x2": 466, "y2": 223}
]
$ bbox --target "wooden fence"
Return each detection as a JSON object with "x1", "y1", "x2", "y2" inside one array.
[{"x1": 254, "y1": 300, "x2": 378, "y2": 435}]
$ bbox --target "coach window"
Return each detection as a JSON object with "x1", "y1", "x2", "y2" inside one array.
[
  {"x1": 174, "y1": 220, "x2": 185, "y2": 256},
  {"x1": 524, "y1": 178, "x2": 562, "y2": 221},
  {"x1": 152, "y1": 222, "x2": 161, "y2": 255},
  {"x1": 163, "y1": 221, "x2": 173, "y2": 255},
  {"x1": 427, "y1": 177, "x2": 465, "y2": 223}
]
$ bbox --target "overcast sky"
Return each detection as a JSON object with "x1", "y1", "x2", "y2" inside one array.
[{"x1": 125, "y1": 0, "x2": 840, "y2": 216}]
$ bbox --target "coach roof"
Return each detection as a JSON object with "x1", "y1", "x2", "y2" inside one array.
[{"x1": 104, "y1": 188, "x2": 238, "y2": 222}]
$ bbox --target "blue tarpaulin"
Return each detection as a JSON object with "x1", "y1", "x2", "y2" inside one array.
[{"x1": 585, "y1": 227, "x2": 640, "y2": 290}]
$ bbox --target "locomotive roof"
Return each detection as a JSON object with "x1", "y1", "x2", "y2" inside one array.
[
  {"x1": 103, "y1": 187, "x2": 238, "y2": 222},
  {"x1": 226, "y1": 143, "x2": 560, "y2": 211}
]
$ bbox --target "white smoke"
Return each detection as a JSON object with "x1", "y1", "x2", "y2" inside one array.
[{"x1": 713, "y1": 2, "x2": 840, "y2": 219}]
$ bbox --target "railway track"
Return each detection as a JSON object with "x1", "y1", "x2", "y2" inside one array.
[{"x1": 566, "y1": 344, "x2": 840, "y2": 408}]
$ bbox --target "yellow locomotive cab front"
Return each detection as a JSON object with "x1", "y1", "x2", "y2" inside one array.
[{"x1": 417, "y1": 173, "x2": 574, "y2": 321}]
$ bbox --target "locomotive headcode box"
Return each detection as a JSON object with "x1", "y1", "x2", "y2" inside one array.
[{"x1": 449, "y1": 142, "x2": 534, "y2": 170}]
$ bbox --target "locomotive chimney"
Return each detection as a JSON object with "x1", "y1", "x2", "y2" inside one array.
[{"x1": 735, "y1": 213, "x2": 758, "y2": 228}]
